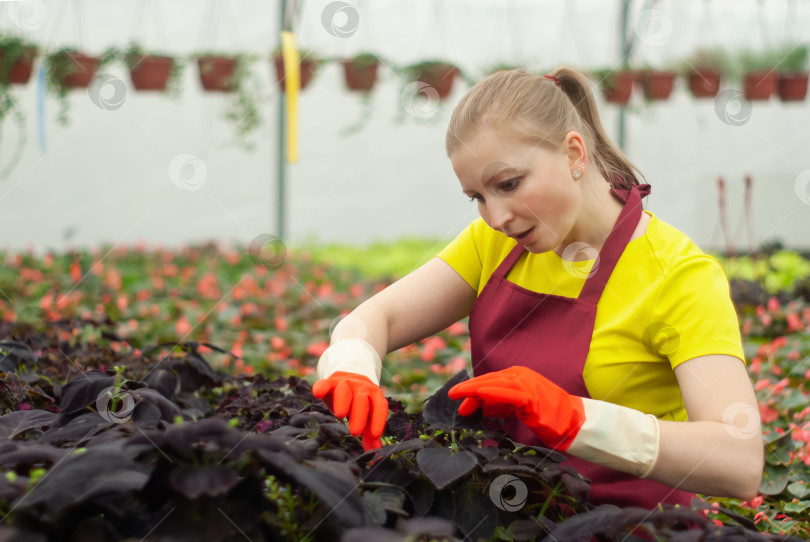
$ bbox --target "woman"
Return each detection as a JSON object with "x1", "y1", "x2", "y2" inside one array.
[{"x1": 311, "y1": 67, "x2": 763, "y2": 509}]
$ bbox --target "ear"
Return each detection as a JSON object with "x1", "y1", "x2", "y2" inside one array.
[{"x1": 562, "y1": 131, "x2": 587, "y2": 170}]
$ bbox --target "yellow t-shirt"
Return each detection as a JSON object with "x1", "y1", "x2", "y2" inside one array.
[{"x1": 436, "y1": 210, "x2": 746, "y2": 422}]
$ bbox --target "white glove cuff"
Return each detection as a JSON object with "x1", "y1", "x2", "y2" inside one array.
[
  {"x1": 316, "y1": 338, "x2": 382, "y2": 385},
  {"x1": 566, "y1": 398, "x2": 660, "y2": 479}
]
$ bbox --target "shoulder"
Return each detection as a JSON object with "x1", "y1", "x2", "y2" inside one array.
[{"x1": 641, "y1": 211, "x2": 719, "y2": 276}]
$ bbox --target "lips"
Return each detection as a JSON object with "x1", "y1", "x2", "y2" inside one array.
[{"x1": 510, "y1": 228, "x2": 532, "y2": 239}]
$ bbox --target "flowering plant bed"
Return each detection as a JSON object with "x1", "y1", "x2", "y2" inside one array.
[{"x1": 0, "y1": 244, "x2": 808, "y2": 539}]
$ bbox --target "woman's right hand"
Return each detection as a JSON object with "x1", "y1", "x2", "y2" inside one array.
[
  {"x1": 312, "y1": 370, "x2": 388, "y2": 450},
  {"x1": 312, "y1": 338, "x2": 388, "y2": 450}
]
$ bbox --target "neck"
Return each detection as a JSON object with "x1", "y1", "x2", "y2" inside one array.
[{"x1": 555, "y1": 174, "x2": 623, "y2": 261}]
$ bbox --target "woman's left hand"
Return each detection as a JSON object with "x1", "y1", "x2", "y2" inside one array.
[
  {"x1": 448, "y1": 366, "x2": 663, "y2": 479},
  {"x1": 447, "y1": 366, "x2": 586, "y2": 450}
]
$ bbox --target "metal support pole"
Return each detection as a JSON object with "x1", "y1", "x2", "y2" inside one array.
[
  {"x1": 618, "y1": 0, "x2": 632, "y2": 151},
  {"x1": 276, "y1": 0, "x2": 287, "y2": 242}
]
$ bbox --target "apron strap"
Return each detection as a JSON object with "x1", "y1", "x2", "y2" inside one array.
[{"x1": 578, "y1": 184, "x2": 650, "y2": 303}]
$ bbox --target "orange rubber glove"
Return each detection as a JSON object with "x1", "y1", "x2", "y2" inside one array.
[
  {"x1": 447, "y1": 366, "x2": 586, "y2": 451},
  {"x1": 312, "y1": 371, "x2": 389, "y2": 451}
]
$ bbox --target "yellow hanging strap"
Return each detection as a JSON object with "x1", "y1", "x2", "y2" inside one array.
[{"x1": 280, "y1": 30, "x2": 299, "y2": 163}]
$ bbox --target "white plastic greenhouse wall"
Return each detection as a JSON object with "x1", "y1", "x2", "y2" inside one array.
[{"x1": 1, "y1": 0, "x2": 809, "y2": 257}]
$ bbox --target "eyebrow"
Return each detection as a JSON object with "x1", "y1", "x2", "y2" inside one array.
[{"x1": 462, "y1": 165, "x2": 519, "y2": 195}]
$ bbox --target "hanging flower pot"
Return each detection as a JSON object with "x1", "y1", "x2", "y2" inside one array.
[
  {"x1": 743, "y1": 70, "x2": 777, "y2": 100},
  {"x1": 686, "y1": 68, "x2": 722, "y2": 98},
  {"x1": 405, "y1": 61, "x2": 459, "y2": 100},
  {"x1": 51, "y1": 52, "x2": 99, "y2": 89},
  {"x1": 341, "y1": 53, "x2": 379, "y2": 92},
  {"x1": 0, "y1": 45, "x2": 37, "y2": 85},
  {"x1": 272, "y1": 51, "x2": 317, "y2": 92},
  {"x1": 129, "y1": 55, "x2": 174, "y2": 91},
  {"x1": 638, "y1": 70, "x2": 676, "y2": 100},
  {"x1": 775, "y1": 45, "x2": 809, "y2": 102},
  {"x1": 593, "y1": 69, "x2": 636, "y2": 105},
  {"x1": 777, "y1": 71, "x2": 808, "y2": 101},
  {"x1": 197, "y1": 55, "x2": 238, "y2": 92}
]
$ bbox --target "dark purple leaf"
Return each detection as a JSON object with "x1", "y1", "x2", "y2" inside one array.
[
  {"x1": 168, "y1": 465, "x2": 240, "y2": 500},
  {"x1": 39, "y1": 412, "x2": 112, "y2": 446},
  {"x1": 340, "y1": 528, "x2": 406, "y2": 542},
  {"x1": 560, "y1": 471, "x2": 590, "y2": 503},
  {"x1": 257, "y1": 449, "x2": 365, "y2": 529},
  {"x1": 132, "y1": 401, "x2": 161, "y2": 426},
  {"x1": 416, "y1": 448, "x2": 478, "y2": 490},
  {"x1": 537, "y1": 504, "x2": 621, "y2": 541},
  {"x1": 445, "y1": 486, "x2": 498, "y2": 542},
  {"x1": 472, "y1": 446, "x2": 500, "y2": 462},
  {"x1": 143, "y1": 369, "x2": 177, "y2": 399},
  {"x1": 360, "y1": 492, "x2": 388, "y2": 526},
  {"x1": 513, "y1": 444, "x2": 566, "y2": 464},
  {"x1": 0, "y1": 340, "x2": 37, "y2": 365},
  {"x1": 506, "y1": 519, "x2": 549, "y2": 541},
  {"x1": 0, "y1": 410, "x2": 59, "y2": 439},
  {"x1": 422, "y1": 370, "x2": 483, "y2": 429},
  {"x1": 59, "y1": 371, "x2": 114, "y2": 415},
  {"x1": 16, "y1": 447, "x2": 144, "y2": 517},
  {"x1": 396, "y1": 516, "x2": 458, "y2": 536},
  {"x1": 0, "y1": 442, "x2": 67, "y2": 469},
  {"x1": 130, "y1": 388, "x2": 182, "y2": 422}
]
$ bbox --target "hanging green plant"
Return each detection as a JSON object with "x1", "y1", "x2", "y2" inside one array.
[
  {"x1": 775, "y1": 43, "x2": 808, "y2": 102},
  {"x1": 340, "y1": 52, "x2": 379, "y2": 92},
  {"x1": 195, "y1": 51, "x2": 264, "y2": 152},
  {"x1": 0, "y1": 36, "x2": 38, "y2": 179},
  {"x1": 590, "y1": 68, "x2": 637, "y2": 105},
  {"x1": 120, "y1": 42, "x2": 185, "y2": 98},
  {"x1": 45, "y1": 47, "x2": 112, "y2": 125},
  {"x1": 391, "y1": 59, "x2": 461, "y2": 126},
  {"x1": 677, "y1": 47, "x2": 733, "y2": 98},
  {"x1": 336, "y1": 52, "x2": 382, "y2": 137},
  {"x1": 0, "y1": 35, "x2": 38, "y2": 86},
  {"x1": 271, "y1": 46, "x2": 320, "y2": 92}
]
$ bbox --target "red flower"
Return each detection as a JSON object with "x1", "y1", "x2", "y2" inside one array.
[
  {"x1": 306, "y1": 341, "x2": 329, "y2": 358},
  {"x1": 767, "y1": 297, "x2": 780, "y2": 312}
]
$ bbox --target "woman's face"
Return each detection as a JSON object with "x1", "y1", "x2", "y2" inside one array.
[{"x1": 450, "y1": 125, "x2": 583, "y2": 254}]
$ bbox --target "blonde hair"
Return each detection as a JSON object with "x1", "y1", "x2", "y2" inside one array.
[{"x1": 445, "y1": 66, "x2": 646, "y2": 190}]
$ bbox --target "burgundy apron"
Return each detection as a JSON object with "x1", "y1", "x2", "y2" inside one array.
[{"x1": 468, "y1": 183, "x2": 694, "y2": 509}]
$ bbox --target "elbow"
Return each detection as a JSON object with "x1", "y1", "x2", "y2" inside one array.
[{"x1": 729, "y1": 451, "x2": 764, "y2": 501}]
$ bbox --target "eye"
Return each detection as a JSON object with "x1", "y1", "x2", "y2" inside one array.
[
  {"x1": 498, "y1": 177, "x2": 521, "y2": 192},
  {"x1": 468, "y1": 194, "x2": 484, "y2": 204}
]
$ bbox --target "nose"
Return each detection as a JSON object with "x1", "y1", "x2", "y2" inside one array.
[{"x1": 486, "y1": 200, "x2": 514, "y2": 233}]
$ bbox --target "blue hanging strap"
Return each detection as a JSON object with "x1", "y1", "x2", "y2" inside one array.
[{"x1": 37, "y1": 64, "x2": 47, "y2": 153}]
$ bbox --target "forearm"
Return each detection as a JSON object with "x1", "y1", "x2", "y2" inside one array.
[
  {"x1": 648, "y1": 418, "x2": 764, "y2": 500},
  {"x1": 565, "y1": 398, "x2": 763, "y2": 501},
  {"x1": 330, "y1": 300, "x2": 390, "y2": 363}
]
